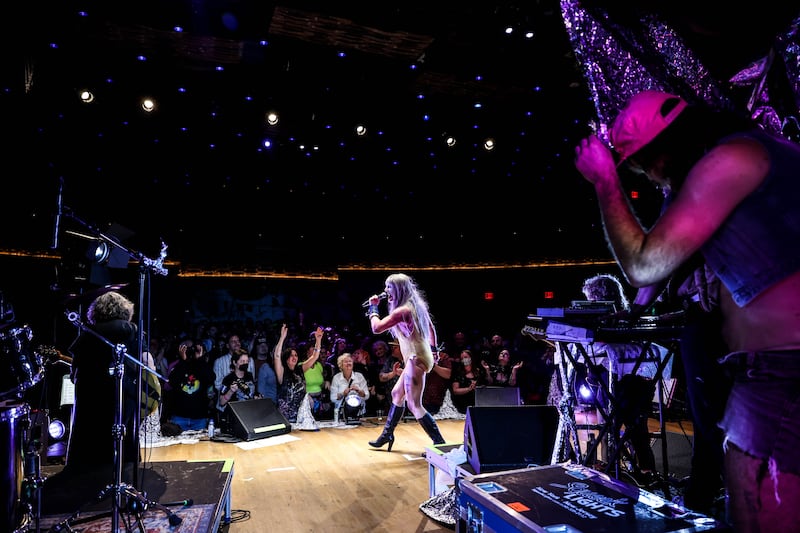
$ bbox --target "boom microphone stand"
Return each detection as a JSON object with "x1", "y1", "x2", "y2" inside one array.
[
  {"x1": 50, "y1": 313, "x2": 178, "y2": 533},
  {"x1": 60, "y1": 208, "x2": 168, "y2": 490}
]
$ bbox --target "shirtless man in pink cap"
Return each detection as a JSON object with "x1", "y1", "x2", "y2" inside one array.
[{"x1": 575, "y1": 90, "x2": 800, "y2": 531}]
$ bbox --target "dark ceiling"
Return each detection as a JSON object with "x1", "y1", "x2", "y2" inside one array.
[{"x1": 2, "y1": 1, "x2": 797, "y2": 274}]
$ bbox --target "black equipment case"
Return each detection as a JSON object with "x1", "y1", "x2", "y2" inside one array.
[{"x1": 457, "y1": 463, "x2": 729, "y2": 533}]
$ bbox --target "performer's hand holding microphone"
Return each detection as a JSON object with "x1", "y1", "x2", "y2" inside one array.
[
  {"x1": 361, "y1": 291, "x2": 387, "y2": 308},
  {"x1": 363, "y1": 291, "x2": 387, "y2": 319}
]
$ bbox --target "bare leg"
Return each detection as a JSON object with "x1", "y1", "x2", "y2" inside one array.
[
  {"x1": 725, "y1": 442, "x2": 800, "y2": 532},
  {"x1": 369, "y1": 373, "x2": 407, "y2": 451},
  {"x1": 404, "y1": 357, "x2": 426, "y2": 418},
  {"x1": 405, "y1": 357, "x2": 444, "y2": 445}
]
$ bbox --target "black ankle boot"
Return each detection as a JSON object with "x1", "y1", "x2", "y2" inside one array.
[
  {"x1": 369, "y1": 404, "x2": 404, "y2": 451},
  {"x1": 417, "y1": 412, "x2": 445, "y2": 445}
]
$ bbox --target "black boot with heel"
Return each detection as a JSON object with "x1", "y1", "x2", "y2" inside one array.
[
  {"x1": 417, "y1": 412, "x2": 445, "y2": 445},
  {"x1": 369, "y1": 403, "x2": 405, "y2": 451}
]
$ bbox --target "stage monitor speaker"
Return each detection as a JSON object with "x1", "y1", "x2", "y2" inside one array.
[
  {"x1": 224, "y1": 398, "x2": 291, "y2": 441},
  {"x1": 464, "y1": 405, "x2": 559, "y2": 474},
  {"x1": 475, "y1": 386, "x2": 521, "y2": 407}
]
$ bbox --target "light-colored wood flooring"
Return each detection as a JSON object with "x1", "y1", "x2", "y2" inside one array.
[
  {"x1": 143, "y1": 417, "x2": 467, "y2": 533},
  {"x1": 142, "y1": 415, "x2": 694, "y2": 533}
]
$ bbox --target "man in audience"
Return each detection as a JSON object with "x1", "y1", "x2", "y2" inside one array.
[
  {"x1": 377, "y1": 340, "x2": 404, "y2": 415},
  {"x1": 422, "y1": 348, "x2": 453, "y2": 416}
]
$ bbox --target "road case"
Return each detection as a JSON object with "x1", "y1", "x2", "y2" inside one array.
[{"x1": 457, "y1": 463, "x2": 729, "y2": 533}]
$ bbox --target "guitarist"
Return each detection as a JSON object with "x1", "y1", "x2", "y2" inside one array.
[{"x1": 63, "y1": 291, "x2": 153, "y2": 475}]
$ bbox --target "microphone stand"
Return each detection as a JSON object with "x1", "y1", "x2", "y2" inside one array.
[
  {"x1": 131, "y1": 240, "x2": 167, "y2": 490},
  {"x1": 61, "y1": 209, "x2": 168, "y2": 491},
  {"x1": 51, "y1": 313, "x2": 178, "y2": 533}
]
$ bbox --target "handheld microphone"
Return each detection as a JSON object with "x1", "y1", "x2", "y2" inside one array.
[
  {"x1": 361, "y1": 292, "x2": 387, "y2": 308},
  {"x1": 163, "y1": 498, "x2": 194, "y2": 507}
]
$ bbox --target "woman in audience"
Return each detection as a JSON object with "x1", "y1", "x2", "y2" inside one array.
[
  {"x1": 482, "y1": 348, "x2": 522, "y2": 387},
  {"x1": 273, "y1": 323, "x2": 307, "y2": 423},
  {"x1": 219, "y1": 349, "x2": 260, "y2": 407},
  {"x1": 450, "y1": 349, "x2": 486, "y2": 414},
  {"x1": 300, "y1": 327, "x2": 334, "y2": 420},
  {"x1": 351, "y1": 347, "x2": 379, "y2": 416},
  {"x1": 330, "y1": 353, "x2": 370, "y2": 421}
]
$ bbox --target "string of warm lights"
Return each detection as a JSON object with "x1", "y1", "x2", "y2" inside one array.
[{"x1": 0, "y1": 248, "x2": 615, "y2": 280}]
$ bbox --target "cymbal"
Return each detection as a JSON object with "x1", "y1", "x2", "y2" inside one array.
[{"x1": 61, "y1": 283, "x2": 129, "y2": 305}]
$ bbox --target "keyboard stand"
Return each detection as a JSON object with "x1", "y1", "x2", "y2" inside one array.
[{"x1": 549, "y1": 336, "x2": 679, "y2": 498}]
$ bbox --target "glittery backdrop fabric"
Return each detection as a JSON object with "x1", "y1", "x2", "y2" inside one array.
[{"x1": 559, "y1": 0, "x2": 800, "y2": 143}]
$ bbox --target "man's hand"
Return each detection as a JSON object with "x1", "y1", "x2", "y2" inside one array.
[{"x1": 574, "y1": 135, "x2": 619, "y2": 187}]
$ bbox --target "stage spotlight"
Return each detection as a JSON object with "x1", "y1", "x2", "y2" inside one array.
[
  {"x1": 85, "y1": 239, "x2": 130, "y2": 269},
  {"x1": 342, "y1": 392, "x2": 365, "y2": 425},
  {"x1": 29, "y1": 409, "x2": 68, "y2": 464},
  {"x1": 141, "y1": 97, "x2": 156, "y2": 113},
  {"x1": 572, "y1": 363, "x2": 599, "y2": 407},
  {"x1": 89, "y1": 240, "x2": 110, "y2": 264},
  {"x1": 48, "y1": 418, "x2": 66, "y2": 441}
]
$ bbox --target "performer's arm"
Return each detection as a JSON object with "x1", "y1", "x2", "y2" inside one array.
[{"x1": 366, "y1": 298, "x2": 404, "y2": 335}]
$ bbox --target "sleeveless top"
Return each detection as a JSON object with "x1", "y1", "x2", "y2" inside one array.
[
  {"x1": 701, "y1": 129, "x2": 800, "y2": 306},
  {"x1": 303, "y1": 362, "x2": 325, "y2": 393}
]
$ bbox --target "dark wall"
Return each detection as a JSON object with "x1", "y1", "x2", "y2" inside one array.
[{"x1": 0, "y1": 255, "x2": 623, "y2": 350}]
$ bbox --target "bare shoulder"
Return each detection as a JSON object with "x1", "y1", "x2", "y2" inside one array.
[
  {"x1": 687, "y1": 137, "x2": 769, "y2": 199},
  {"x1": 701, "y1": 137, "x2": 770, "y2": 179},
  {"x1": 391, "y1": 303, "x2": 413, "y2": 319}
]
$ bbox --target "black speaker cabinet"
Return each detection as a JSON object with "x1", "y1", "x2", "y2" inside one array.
[
  {"x1": 475, "y1": 386, "x2": 522, "y2": 406},
  {"x1": 464, "y1": 405, "x2": 559, "y2": 474},
  {"x1": 224, "y1": 398, "x2": 291, "y2": 441}
]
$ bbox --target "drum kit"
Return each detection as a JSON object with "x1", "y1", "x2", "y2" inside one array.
[{"x1": 1, "y1": 316, "x2": 46, "y2": 533}]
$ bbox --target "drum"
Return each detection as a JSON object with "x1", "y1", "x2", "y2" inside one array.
[
  {"x1": 0, "y1": 326, "x2": 43, "y2": 400},
  {"x1": 1, "y1": 403, "x2": 28, "y2": 533}
]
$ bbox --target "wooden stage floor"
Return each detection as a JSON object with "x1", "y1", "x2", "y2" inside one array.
[{"x1": 30, "y1": 416, "x2": 694, "y2": 533}]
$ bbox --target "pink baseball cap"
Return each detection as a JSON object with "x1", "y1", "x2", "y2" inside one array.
[{"x1": 610, "y1": 90, "x2": 688, "y2": 164}]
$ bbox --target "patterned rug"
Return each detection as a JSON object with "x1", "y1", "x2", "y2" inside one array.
[{"x1": 38, "y1": 503, "x2": 216, "y2": 533}]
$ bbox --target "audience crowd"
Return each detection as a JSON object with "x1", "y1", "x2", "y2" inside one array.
[{"x1": 145, "y1": 316, "x2": 555, "y2": 436}]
